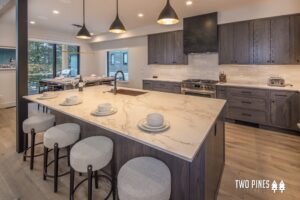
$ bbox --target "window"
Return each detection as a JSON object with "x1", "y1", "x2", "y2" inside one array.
[
  {"x1": 107, "y1": 50, "x2": 128, "y2": 81},
  {"x1": 0, "y1": 47, "x2": 16, "y2": 66},
  {"x1": 28, "y1": 41, "x2": 80, "y2": 94}
]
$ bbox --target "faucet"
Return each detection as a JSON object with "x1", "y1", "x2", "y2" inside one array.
[{"x1": 113, "y1": 70, "x2": 125, "y2": 94}]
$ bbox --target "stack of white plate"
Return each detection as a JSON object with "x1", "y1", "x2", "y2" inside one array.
[
  {"x1": 91, "y1": 103, "x2": 117, "y2": 116},
  {"x1": 60, "y1": 96, "x2": 82, "y2": 106},
  {"x1": 138, "y1": 113, "x2": 170, "y2": 133}
]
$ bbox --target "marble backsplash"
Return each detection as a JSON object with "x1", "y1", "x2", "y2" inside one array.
[{"x1": 142, "y1": 53, "x2": 300, "y2": 87}]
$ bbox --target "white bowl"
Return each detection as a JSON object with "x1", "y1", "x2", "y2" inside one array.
[
  {"x1": 42, "y1": 92, "x2": 53, "y2": 97},
  {"x1": 146, "y1": 113, "x2": 164, "y2": 127},
  {"x1": 65, "y1": 96, "x2": 78, "y2": 104},
  {"x1": 97, "y1": 103, "x2": 112, "y2": 113}
]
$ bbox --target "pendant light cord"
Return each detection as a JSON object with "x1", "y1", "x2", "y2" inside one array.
[
  {"x1": 116, "y1": 0, "x2": 119, "y2": 17},
  {"x1": 83, "y1": 0, "x2": 85, "y2": 25}
]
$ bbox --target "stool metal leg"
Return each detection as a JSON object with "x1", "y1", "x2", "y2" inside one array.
[
  {"x1": 70, "y1": 167, "x2": 75, "y2": 200},
  {"x1": 54, "y1": 143, "x2": 59, "y2": 193},
  {"x1": 30, "y1": 129, "x2": 36, "y2": 170},
  {"x1": 111, "y1": 160, "x2": 116, "y2": 200},
  {"x1": 94, "y1": 170, "x2": 99, "y2": 189},
  {"x1": 23, "y1": 134, "x2": 28, "y2": 161},
  {"x1": 66, "y1": 146, "x2": 71, "y2": 167},
  {"x1": 43, "y1": 147, "x2": 48, "y2": 180},
  {"x1": 88, "y1": 165, "x2": 93, "y2": 200}
]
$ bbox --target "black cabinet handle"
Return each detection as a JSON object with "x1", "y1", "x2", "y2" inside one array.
[
  {"x1": 267, "y1": 60, "x2": 270, "y2": 63},
  {"x1": 242, "y1": 113, "x2": 252, "y2": 117},
  {"x1": 297, "y1": 59, "x2": 299, "y2": 63},
  {"x1": 272, "y1": 60, "x2": 275, "y2": 63},
  {"x1": 241, "y1": 91, "x2": 251, "y2": 94},
  {"x1": 275, "y1": 94, "x2": 288, "y2": 97},
  {"x1": 241, "y1": 101, "x2": 252, "y2": 104}
]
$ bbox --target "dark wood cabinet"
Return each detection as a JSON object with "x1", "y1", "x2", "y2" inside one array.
[
  {"x1": 219, "y1": 21, "x2": 253, "y2": 64},
  {"x1": 270, "y1": 91, "x2": 299, "y2": 130},
  {"x1": 270, "y1": 16, "x2": 290, "y2": 64},
  {"x1": 148, "y1": 31, "x2": 188, "y2": 65},
  {"x1": 253, "y1": 18, "x2": 271, "y2": 64},
  {"x1": 143, "y1": 80, "x2": 182, "y2": 94},
  {"x1": 290, "y1": 14, "x2": 300, "y2": 64},
  {"x1": 219, "y1": 13, "x2": 300, "y2": 65}
]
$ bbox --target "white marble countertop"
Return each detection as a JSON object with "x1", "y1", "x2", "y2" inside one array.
[
  {"x1": 217, "y1": 82, "x2": 300, "y2": 92},
  {"x1": 24, "y1": 85, "x2": 226, "y2": 162}
]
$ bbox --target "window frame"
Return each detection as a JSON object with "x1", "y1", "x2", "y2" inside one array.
[{"x1": 106, "y1": 49, "x2": 129, "y2": 81}]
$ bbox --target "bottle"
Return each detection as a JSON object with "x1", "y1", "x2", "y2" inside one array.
[{"x1": 78, "y1": 75, "x2": 84, "y2": 92}]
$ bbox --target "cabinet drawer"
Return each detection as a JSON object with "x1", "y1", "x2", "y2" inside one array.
[
  {"x1": 143, "y1": 81, "x2": 152, "y2": 90},
  {"x1": 228, "y1": 87, "x2": 268, "y2": 98},
  {"x1": 228, "y1": 96, "x2": 267, "y2": 111},
  {"x1": 227, "y1": 107, "x2": 267, "y2": 124},
  {"x1": 216, "y1": 86, "x2": 227, "y2": 99},
  {"x1": 270, "y1": 91, "x2": 297, "y2": 100}
]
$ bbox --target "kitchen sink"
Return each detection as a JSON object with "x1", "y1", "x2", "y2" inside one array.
[{"x1": 109, "y1": 89, "x2": 147, "y2": 96}]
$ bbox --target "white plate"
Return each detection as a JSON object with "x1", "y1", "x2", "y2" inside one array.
[
  {"x1": 59, "y1": 100, "x2": 82, "y2": 106},
  {"x1": 37, "y1": 95, "x2": 58, "y2": 100},
  {"x1": 138, "y1": 119, "x2": 170, "y2": 133},
  {"x1": 140, "y1": 119, "x2": 166, "y2": 129},
  {"x1": 91, "y1": 107, "x2": 118, "y2": 116}
]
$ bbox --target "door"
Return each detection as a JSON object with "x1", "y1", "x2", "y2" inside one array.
[
  {"x1": 219, "y1": 24, "x2": 234, "y2": 64},
  {"x1": 233, "y1": 21, "x2": 253, "y2": 64},
  {"x1": 290, "y1": 14, "x2": 300, "y2": 64},
  {"x1": 270, "y1": 16, "x2": 290, "y2": 64},
  {"x1": 270, "y1": 91, "x2": 299, "y2": 130},
  {"x1": 253, "y1": 19, "x2": 271, "y2": 64}
]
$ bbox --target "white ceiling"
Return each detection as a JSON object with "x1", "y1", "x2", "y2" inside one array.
[{"x1": 1, "y1": 0, "x2": 270, "y2": 36}]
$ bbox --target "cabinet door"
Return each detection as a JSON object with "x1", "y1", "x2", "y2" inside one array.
[
  {"x1": 270, "y1": 16, "x2": 290, "y2": 64},
  {"x1": 290, "y1": 14, "x2": 300, "y2": 64},
  {"x1": 148, "y1": 34, "x2": 166, "y2": 64},
  {"x1": 173, "y1": 31, "x2": 188, "y2": 65},
  {"x1": 219, "y1": 24, "x2": 234, "y2": 64},
  {"x1": 233, "y1": 21, "x2": 253, "y2": 64},
  {"x1": 253, "y1": 19, "x2": 271, "y2": 64},
  {"x1": 270, "y1": 91, "x2": 299, "y2": 130}
]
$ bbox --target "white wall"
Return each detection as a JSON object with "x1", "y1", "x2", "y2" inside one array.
[{"x1": 91, "y1": 0, "x2": 300, "y2": 89}]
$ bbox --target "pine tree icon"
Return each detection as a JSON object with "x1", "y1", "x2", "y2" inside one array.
[
  {"x1": 279, "y1": 180, "x2": 285, "y2": 193},
  {"x1": 271, "y1": 180, "x2": 278, "y2": 193}
]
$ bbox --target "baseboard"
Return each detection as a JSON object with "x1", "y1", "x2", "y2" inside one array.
[{"x1": 0, "y1": 101, "x2": 16, "y2": 109}]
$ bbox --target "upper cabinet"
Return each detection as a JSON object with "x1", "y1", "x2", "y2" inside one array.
[
  {"x1": 183, "y1": 12, "x2": 218, "y2": 54},
  {"x1": 148, "y1": 31, "x2": 188, "y2": 65},
  {"x1": 290, "y1": 14, "x2": 300, "y2": 64},
  {"x1": 219, "y1": 13, "x2": 300, "y2": 65},
  {"x1": 219, "y1": 21, "x2": 253, "y2": 64}
]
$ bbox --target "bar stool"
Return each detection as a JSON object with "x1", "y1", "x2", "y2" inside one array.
[
  {"x1": 70, "y1": 136, "x2": 114, "y2": 200},
  {"x1": 43, "y1": 123, "x2": 80, "y2": 193},
  {"x1": 118, "y1": 157, "x2": 171, "y2": 200},
  {"x1": 22, "y1": 113, "x2": 55, "y2": 170}
]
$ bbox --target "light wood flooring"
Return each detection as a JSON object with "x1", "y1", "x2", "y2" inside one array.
[{"x1": 0, "y1": 107, "x2": 299, "y2": 200}]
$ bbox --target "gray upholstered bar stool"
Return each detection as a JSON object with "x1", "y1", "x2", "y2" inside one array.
[
  {"x1": 70, "y1": 136, "x2": 114, "y2": 200},
  {"x1": 118, "y1": 157, "x2": 171, "y2": 200},
  {"x1": 43, "y1": 123, "x2": 80, "y2": 193},
  {"x1": 22, "y1": 113, "x2": 55, "y2": 170}
]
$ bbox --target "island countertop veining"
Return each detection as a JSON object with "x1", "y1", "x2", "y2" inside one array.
[{"x1": 23, "y1": 85, "x2": 226, "y2": 162}]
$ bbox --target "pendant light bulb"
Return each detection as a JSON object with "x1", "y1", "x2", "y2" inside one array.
[
  {"x1": 109, "y1": 0, "x2": 126, "y2": 33},
  {"x1": 157, "y1": 0, "x2": 179, "y2": 25},
  {"x1": 76, "y1": 0, "x2": 92, "y2": 39}
]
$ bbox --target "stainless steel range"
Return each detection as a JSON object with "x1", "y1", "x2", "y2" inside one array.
[{"x1": 181, "y1": 79, "x2": 218, "y2": 98}]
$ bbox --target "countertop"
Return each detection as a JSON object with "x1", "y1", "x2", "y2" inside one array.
[
  {"x1": 23, "y1": 85, "x2": 226, "y2": 162},
  {"x1": 217, "y1": 82, "x2": 300, "y2": 92}
]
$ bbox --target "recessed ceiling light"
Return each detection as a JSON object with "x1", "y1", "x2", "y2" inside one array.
[
  {"x1": 138, "y1": 13, "x2": 144, "y2": 18},
  {"x1": 186, "y1": 1, "x2": 193, "y2": 6},
  {"x1": 30, "y1": 21, "x2": 36, "y2": 24},
  {"x1": 52, "y1": 10, "x2": 60, "y2": 14}
]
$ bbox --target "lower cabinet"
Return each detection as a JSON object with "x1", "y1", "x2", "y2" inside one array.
[
  {"x1": 217, "y1": 85, "x2": 299, "y2": 131},
  {"x1": 143, "y1": 80, "x2": 182, "y2": 94}
]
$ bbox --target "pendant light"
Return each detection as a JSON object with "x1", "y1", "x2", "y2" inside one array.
[
  {"x1": 76, "y1": 0, "x2": 91, "y2": 39},
  {"x1": 109, "y1": 0, "x2": 126, "y2": 33},
  {"x1": 157, "y1": 0, "x2": 179, "y2": 25}
]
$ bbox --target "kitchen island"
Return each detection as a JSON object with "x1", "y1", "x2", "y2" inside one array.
[{"x1": 24, "y1": 85, "x2": 226, "y2": 200}]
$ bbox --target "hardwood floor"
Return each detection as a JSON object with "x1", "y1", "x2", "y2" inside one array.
[{"x1": 0, "y1": 107, "x2": 299, "y2": 200}]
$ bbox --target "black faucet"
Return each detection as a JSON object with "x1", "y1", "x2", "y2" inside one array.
[{"x1": 113, "y1": 70, "x2": 125, "y2": 95}]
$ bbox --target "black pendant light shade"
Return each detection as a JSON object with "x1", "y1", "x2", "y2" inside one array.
[
  {"x1": 157, "y1": 0, "x2": 179, "y2": 25},
  {"x1": 76, "y1": 0, "x2": 92, "y2": 39},
  {"x1": 109, "y1": 0, "x2": 126, "y2": 33}
]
